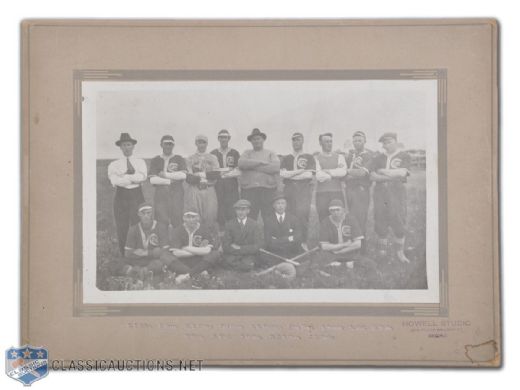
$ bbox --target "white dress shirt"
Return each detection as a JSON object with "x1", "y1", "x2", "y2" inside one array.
[{"x1": 107, "y1": 156, "x2": 147, "y2": 189}]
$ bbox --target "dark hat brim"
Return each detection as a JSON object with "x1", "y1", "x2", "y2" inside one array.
[
  {"x1": 115, "y1": 139, "x2": 137, "y2": 146},
  {"x1": 247, "y1": 133, "x2": 267, "y2": 141}
]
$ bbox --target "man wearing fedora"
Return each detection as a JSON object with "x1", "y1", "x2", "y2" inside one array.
[
  {"x1": 345, "y1": 131, "x2": 373, "y2": 253},
  {"x1": 210, "y1": 129, "x2": 241, "y2": 228},
  {"x1": 148, "y1": 135, "x2": 187, "y2": 228},
  {"x1": 263, "y1": 192, "x2": 305, "y2": 260},
  {"x1": 222, "y1": 199, "x2": 264, "y2": 271},
  {"x1": 280, "y1": 132, "x2": 315, "y2": 247},
  {"x1": 370, "y1": 132, "x2": 412, "y2": 263},
  {"x1": 184, "y1": 135, "x2": 221, "y2": 227},
  {"x1": 238, "y1": 128, "x2": 280, "y2": 221},
  {"x1": 107, "y1": 133, "x2": 147, "y2": 255}
]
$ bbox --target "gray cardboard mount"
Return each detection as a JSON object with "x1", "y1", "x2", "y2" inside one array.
[{"x1": 21, "y1": 19, "x2": 500, "y2": 367}]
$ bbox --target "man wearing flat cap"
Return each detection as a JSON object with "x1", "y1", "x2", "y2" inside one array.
[
  {"x1": 238, "y1": 128, "x2": 281, "y2": 221},
  {"x1": 159, "y1": 210, "x2": 220, "y2": 284},
  {"x1": 345, "y1": 131, "x2": 373, "y2": 252},
  {"x1": 262, "y1": 192, "x2": 304, "y2": 260},
  {"x1": 280, "y1": 132, "x2": 315, "y2": 247},
  {"x1": 108, "y1": 202, "x2": 170, "y2": 280},
  {"x1": 315, "y1": 133, "x2": 348, "y2": 222},
  {"x1": 221, "y1": 199, "x2": 264, "y2": 271},
  {"x1": 211, "y1": 129, "x2": 241, "y2": 228},
  {"x1": 107, "y1": 133, "x2": 147, "y2": 255},
  {"x1": 184, "y1": 135, "x2": 220, "y2": 226},
  {"x1": 370, "y1": 132, "x2": 412, "y2": 263},
  {"x1": 148, "y1": 135, "x2": 187, "y2": 228}
]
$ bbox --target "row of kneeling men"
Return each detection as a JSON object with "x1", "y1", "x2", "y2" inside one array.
[{"x1": 108, "y1": 195, "x2": 380, "y2": 284}]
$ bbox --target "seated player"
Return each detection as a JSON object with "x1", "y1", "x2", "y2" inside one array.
[
  {"x1": 221, "y1": 199, "x2": 264, "y2": 271},
  {"x1": 263, "y1": 192, "x2": 304, "y2": 260},
  {"x1": 159, "y1": 210, "x2": 220, "y2": 284},
  {"x1": 108, "y1": 202, "x2": 169, "y2": 280},
  {"x1": 318, "y1": 199, "x2": 365, "y2": 268}
]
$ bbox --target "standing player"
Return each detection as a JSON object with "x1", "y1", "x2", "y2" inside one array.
[
  {"x1": 107, "y1": 133, "x2": 147, "y2": 255},
  {"x1": 345, "y1": 131, "x2": 373, "y2": 253},
  {"x1": 148, "y1": 135, "x2": 187, "y2": 228},
  {"x1": 280, "y1": 132, "x2": 315, "y2": 247},
  {"x1": 370, "y1": 132, "x2": 412, "y2": 263},
  {"x1": 184, "y1": 135, "x2": 220, "y2": 226},
  {"x1": 211, "y1": 129, "x2": 241, "y2": 228},
  {"x1": 315, "y1": 133, "x2": 347, "y2": 221},
  {"x1": 238, "y1": 128, "x2": 280, "y2": 221}
]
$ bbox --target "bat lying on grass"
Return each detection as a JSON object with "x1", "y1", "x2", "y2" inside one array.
[{"x1": 255, "y1": 247, "x2": 319, "y2": 276}]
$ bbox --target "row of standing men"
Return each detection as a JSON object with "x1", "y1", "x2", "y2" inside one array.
[{"x1": 107, "y1": 128, "x2": 412, "y2": 265}]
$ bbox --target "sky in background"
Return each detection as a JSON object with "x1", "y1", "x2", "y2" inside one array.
[{"x1": 85, "y1": 80, "x2": 437, "y2": 159}]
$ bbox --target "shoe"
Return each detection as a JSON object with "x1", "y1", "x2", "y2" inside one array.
[
  {"x1": 175, "y1": 273, "x2": 191, "y2": 285},
  {"x1": 397, "y1": 250, "x2": 410, "y2": 264},
  {"x1": 328, "y1": 261, "x2": 342, "y2": 267}
]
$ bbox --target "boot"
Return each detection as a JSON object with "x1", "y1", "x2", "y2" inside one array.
[{"x1": 394, "y1": 237, "x2": 410, "y2": 263}]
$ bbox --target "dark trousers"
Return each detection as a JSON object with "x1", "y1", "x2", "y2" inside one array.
[
  {"x1": 346, "y1": 185, "x2": 370, "y2": 251},
  {"x1": 215, "y1": 177, "x2": 240, "y2": 226},
  {"x1": 154, "y1": 185, "x2": 184, "y2": 228},
  {"x1": 241, "y1": 187, "x2": 276, "y2": 222},
  {"x1": 113, "y1": 187, "x2": 144, "y2": 256},
  {"x1": 316, "y1": 190, "x2": 345, "y2": 222},
  {"x1": 284, "y1": 181, "x2": 312, "y2": 239},
  {"x1": 373, "y1": 183, "x2": 407, "y2": 239}
]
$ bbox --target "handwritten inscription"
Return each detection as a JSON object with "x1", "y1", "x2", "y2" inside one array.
[{"x1": 126, "y1": 322, "x2": 394, "y2": 342}]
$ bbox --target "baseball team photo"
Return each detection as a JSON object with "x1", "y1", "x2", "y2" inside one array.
[{"x1": 80, "y1": 76, "x2": 440, "y2": 304}]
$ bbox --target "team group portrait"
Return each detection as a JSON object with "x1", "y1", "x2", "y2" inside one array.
[{"x1": 90, "y1": 80, "x2": 435, "y2": 292}]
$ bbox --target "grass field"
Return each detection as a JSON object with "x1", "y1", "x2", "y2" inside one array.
[{"x1": 96, "y1": 159, "x2": 427, "y2": 291}]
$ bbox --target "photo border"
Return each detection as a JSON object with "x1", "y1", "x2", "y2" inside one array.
[{"x1": 72, "y1": 69, "x2": 448, "y2": 317}]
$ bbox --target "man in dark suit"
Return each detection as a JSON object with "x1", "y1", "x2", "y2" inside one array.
[
  {"x1": 222, "y1": 199, "x2": 264, "y2": 271},
  {"x1": 263, "y1": 192, "x2": 304, "y2": 259}
]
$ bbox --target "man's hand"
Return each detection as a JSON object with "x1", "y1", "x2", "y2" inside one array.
[
  {"x1": 288, "y1": 236, "x2": 294, "y2": 242},
  {"x1": 231, "y1": 243, "x2": 241, "y2": 250},
  {"x1": 158, "y1": 171, "x2": 166, "y2": 178}
]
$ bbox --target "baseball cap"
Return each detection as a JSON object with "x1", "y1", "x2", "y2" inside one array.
[
  {"x1": 378, "y1": 132, "x2": 397, "y2": 143},
  {"x1": 160, "y1": 135, "x2": 175, "y2": 144},
  {"x1": 328, "y1": 199, "x2": 344, "y2": 210}
]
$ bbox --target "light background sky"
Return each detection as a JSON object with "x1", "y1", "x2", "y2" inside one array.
[{"x1": 86, "y1": 80, "x2": 437, "y2": 159}]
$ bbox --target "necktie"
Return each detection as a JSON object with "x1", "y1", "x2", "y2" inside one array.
[
  {"x1": 278, "y1": 215, "x2": 283, "y2": 224},
  {"x1": 126, "y1": 158, "x2": 135, "y2": 174}
]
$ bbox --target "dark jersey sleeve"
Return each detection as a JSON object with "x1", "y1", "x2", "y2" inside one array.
[
  {"x1": 174, "y1": 155, "x2": 187, "y2": 172},
  {"x1": 170, "y1": 226, "x2": 185, "y2": 249},
  {"x1": 148, "y1": 156, "x2": 163, "y2": 177},
  {"x1": 280, "y1": 154, "x2": 294, "y2": 171},
  {"x1": 303, "y1": 153, "x2": 316, "y2": 170},
  {"x1": 229, "y1": 149, "x2": 240, "y2": 168},
  {"x1": 396, "y1": 151, "x2": 412, "y2": 170},
  {"x1": 369, "y1": 152, "x2": 386, "y2": 172},
  {"x1": 157, "y1": 222, "x2": 170, "y2": 248}
]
